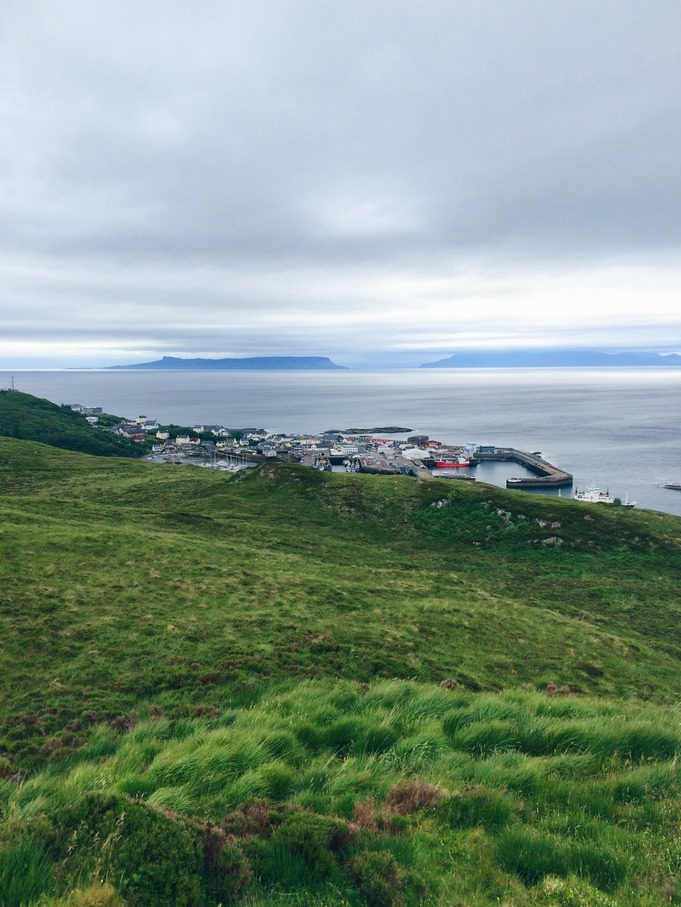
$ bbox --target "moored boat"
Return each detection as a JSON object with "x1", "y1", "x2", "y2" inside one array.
[
  {"x1": 433, "y1": 456, "x2": 471, "y2": 468},
  {"x1": 573, "y1": 484, "x2": 635, "y2": 507}
]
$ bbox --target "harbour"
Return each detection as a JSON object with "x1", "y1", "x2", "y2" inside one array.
[
  {"x1": 1, "y1": 368, "x2": 680, "y2": 516},
  {"x1": 479, "y1": 448, "x2": 574, "y2": 489}
]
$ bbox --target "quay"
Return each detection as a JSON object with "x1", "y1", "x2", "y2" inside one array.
[
  {"x1": 475, "y1": 447, "x2": 573, "y2": 489},
  {"x1": 350, "y1": 454, "x2": 415, "y2": 477}
]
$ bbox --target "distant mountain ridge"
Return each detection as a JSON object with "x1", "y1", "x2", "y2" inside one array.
[
  {"x1": 420, "y1": 350, "x2": 681, "y2": 368},
  {"x1": 107, "y1": 355, "x2": 347, "y2": 370}
]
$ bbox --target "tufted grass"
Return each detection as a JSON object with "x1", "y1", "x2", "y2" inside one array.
[
  {"x1": 1, "y1": 439, "x2": 681, "y2": 904},
  {"x1": 1, "y1": 682, "x2": 679, "y2": 905}
]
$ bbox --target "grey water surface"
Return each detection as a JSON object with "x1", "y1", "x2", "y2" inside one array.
[{"x1": 2, "y1": 368, "x2": 680, "y2": 517}]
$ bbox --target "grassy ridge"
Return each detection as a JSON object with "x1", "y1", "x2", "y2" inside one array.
[
  {"x1": 0, "y1": 391, "x2": 147, "y2": 457},
  {"x1": 1, "y1": 437, "x2": 680, "y2": 904}
]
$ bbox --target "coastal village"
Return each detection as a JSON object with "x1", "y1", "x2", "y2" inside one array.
[
  {"x1": 70, "y1": 402, "x2": 580, "y2": 492},
  {"x1": 69, "y1": 402, "x2": 476, "y2": 478}
]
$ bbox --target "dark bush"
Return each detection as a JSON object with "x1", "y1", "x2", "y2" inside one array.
[
  {"x1": 47, "y1": 793, "x2": 203, "y2": 907},
  {"x1": 203, "y1": 827, "x2": 252, "y2": 902},
  {"x1": 349, "y1": 850, "x2": 402, "y2": 906},
  {"x1": 251, "y1": 811, "x2": 352, "y2": 888},
  {"x1": 349, "y1": 850, "x2": 428, "y2": 907},
  {"x1": 385, "y1": 779, "x2": 445, "y2": 815}
]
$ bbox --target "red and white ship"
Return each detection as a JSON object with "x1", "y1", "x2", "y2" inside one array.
[{"x1": 433, "y1": 454, "x2": 471, "y2": 468}]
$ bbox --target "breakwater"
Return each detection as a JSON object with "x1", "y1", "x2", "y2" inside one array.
[{"x1": 475, "y1": 447, "x2": 573, "y2": 489}]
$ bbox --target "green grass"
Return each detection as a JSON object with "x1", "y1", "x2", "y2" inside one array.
[
  {"x1": 1, "y1": 682, "x2": 680, "y2": 905},
  {"x1": 0, "y1": 833, "x2": 56, "y2": 906},
  {"x1": 1, "y1": 435, "x2": 681, "y2": 904},
  {"x1": 0, "y1": 391, "x2": 148, "y2": 457}
]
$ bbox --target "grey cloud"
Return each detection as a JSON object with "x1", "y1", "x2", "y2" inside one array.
[{"x1": 1, "y1": 1, "x2": 680, "y2": 364}]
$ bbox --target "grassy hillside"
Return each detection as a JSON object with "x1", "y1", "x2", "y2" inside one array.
[
  {"x1": 0, "y1": 390, "x2": 148, "y2": 457},
  {"x1": 0, "y1": 437, "x2": 680, "y2": 905}
]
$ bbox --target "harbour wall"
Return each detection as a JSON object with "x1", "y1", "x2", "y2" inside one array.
[{"x1": 476, "y1": 447, "x2": 573, "y2": 489}]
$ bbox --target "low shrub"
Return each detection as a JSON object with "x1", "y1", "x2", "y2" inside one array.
[
  {"x1": 47, "y1": 793, "x2": 203, "y2": 907},
  {"x1": 348, "y1": 850, "x2": 427, "y2": 907},
  {"x1": 252, "y1": 811, "x2": 353, "y2": 888},
  {"x1": 353, "y1": 798, "x2": 379, "y2": 831},
  {"x1": 202, "y1": 826, "x2": 252, "y2": 902},
  {"x1": 385, "y1": 779, "x2": 445, "y2": 815}
]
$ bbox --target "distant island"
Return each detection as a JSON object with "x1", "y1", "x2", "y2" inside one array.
[
  {"x1": 420, "y1": 350, "x2": 681, "y2": 368},
  {"x1": 106, "y1": 355, "x2": 347, "y2": 370}
]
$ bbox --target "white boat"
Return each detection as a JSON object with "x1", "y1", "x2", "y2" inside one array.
[{"x1": 573, "y1": 484, "x2": 635, "y2": 507}]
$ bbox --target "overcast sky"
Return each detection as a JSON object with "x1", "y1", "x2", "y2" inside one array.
[{"x1": 2, "y1": 1, "x2": 680, "y2": 367}]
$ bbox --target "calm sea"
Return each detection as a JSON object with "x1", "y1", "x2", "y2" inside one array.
[{"x1": 2, "y1": 368, "x2": 680, "y2": 517}]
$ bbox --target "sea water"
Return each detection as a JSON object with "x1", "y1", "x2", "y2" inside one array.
[{"x1": 2, "y1": 368, "x2": 680, "y2": 517}]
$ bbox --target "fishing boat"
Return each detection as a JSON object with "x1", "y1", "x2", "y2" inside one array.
[{"x1": 433, "y1": 454, "x2": 471, "y2": 468}]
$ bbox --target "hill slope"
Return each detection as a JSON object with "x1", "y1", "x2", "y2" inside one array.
[
  {"x1": 1, "y1": 440, "x2": 680, "y2": 906},
  {"x1": 0, "y1": 390, "x2": 147, "y2": 457}
]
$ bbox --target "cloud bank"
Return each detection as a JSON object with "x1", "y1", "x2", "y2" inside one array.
[{"x1": 2, "y1": 1, "x2": 680, "y2": 366}]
